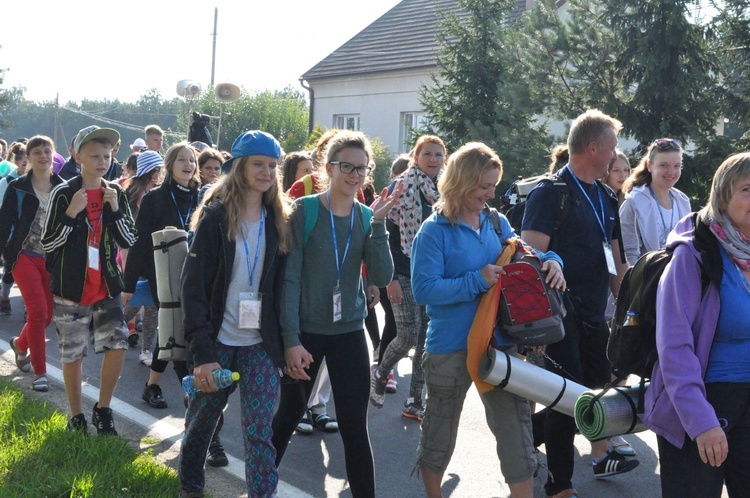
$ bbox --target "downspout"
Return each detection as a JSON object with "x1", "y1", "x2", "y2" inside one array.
[{"x1": 299, "y1": 78, "x2": 314, "y2": 135}]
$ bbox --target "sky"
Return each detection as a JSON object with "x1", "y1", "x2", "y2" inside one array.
[{"x1": 1, "y1": 0, "x2": 401, "y2": 104}]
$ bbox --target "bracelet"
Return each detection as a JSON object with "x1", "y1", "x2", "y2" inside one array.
[{"x1": 372, "y1": 217, "x2": 385, "y2": 223}]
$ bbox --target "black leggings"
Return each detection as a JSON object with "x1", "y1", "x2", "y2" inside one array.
[
  {"x1": 272, "y1": 330, "x2": 375, "y2": 498},
  {"x1": 377, "y1": 287, "x2": 397, "y2": 365}
]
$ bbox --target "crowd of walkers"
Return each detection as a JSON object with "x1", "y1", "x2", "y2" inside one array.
[{"x1": 0, "y1": 108, "x2": 748, "y2": 498}]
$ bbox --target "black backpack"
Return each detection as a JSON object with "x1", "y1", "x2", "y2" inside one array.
[
  {"x1": 502, "y1": 173, "x2": 570, "y2": 238},
  {"x1": 604, "y1": 212, "x2": 709, "y2": 411}
]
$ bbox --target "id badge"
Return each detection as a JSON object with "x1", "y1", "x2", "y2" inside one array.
[
  {"x1": 603, "y1": 241, "x2": 617, "y2": 275},
  {"x1": 238, "y1": 292, "x2": 262, "y2": 329},
  {"x1": 88, "y1": 245, "x2": 99, "y2": 270},
  {"x1": 332, "y1": 285, "x2": 342, "y2": 323}
]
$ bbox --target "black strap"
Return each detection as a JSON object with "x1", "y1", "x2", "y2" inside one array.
[
  {"x1": 547, "y1": 377, "x2": 568, "y2": 411},
  {"x1": 160, "y1": 301, "x2": 181, "y2": 309},
  {"x1": 162, "y1": 336, "x2": 186, "y2": 350},
  {"x1": 153, "y1": 236, "x2": 187, "y2": 253},
  {"x1": 614, "y1": 385, "x2": 640, "y2": 434},
  {"x1": 498, "y1": 350, "x2": 512, "y2": 389}
]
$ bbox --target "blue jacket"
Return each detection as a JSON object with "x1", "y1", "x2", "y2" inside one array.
[
  {"x1": 641, "y1": 212, "x2": 724, "y2": 448},
  {"x1": 411, "y1": 210, "x2": 563, "y2": 354}
]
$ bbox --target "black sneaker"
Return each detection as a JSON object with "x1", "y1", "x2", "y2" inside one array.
[
  {"x1": 206, "y1": 437, "x2": 229, "y2": 467},
  {"x1": 142, "y1": 383, "x2": 168, "y2": 409},
  {"x1": 593, "y1": 450, "x2": 639, "y2": 478},
  {"x1": 92, "y1": 403, "x2": 118, "y2": 436},
  {"x1": 66, "y1": 413, "x2": 88, "y2": 435},
  {"x1": 0, "y1": 298, "x2": 11, "y2": 315},
  {"x1": 369, "y1": 369, "x2": 387, "y2": 408}
]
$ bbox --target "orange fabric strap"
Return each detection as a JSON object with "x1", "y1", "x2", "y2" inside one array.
[{"x1": 466, "y1": 238, "x2": 518, "y2": 394}]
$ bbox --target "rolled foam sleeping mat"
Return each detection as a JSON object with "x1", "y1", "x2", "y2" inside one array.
[
  {"x1": 152, "y1": 226, "x2": 189, "y2": 361},
  {"x1": 478, "y1": 347, "x2": 588, "y2": 418},
  {"x1": 574, "y1": 384, "x2": 649, "y2": 441}
]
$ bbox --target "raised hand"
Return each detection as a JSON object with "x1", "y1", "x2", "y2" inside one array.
[{"x1": 371, "y1": 179, "x2": 405, "y2": 221}]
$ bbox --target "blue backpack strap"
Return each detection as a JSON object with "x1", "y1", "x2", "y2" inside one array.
[
  {"x1": 302, "y1": 195, "x2": 319, "y2": 246},
  {"x1": 16, "y1": 189, "x2": 25, "y2": 221}
]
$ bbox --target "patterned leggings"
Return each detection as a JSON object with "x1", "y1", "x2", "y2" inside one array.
[
  {"x1": 179, "y1": 342, "x2": 280, "y2": 497},
  {"x1": 377, "y1": 274, "x2": 428, "y2": 400},
  {"x1": 122, "y1": 304, "x2": 157, "y2": 355}
]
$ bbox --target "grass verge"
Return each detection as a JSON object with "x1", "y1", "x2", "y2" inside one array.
[{"x1": 0, "y1": 377, "x2": 183, "y2": 497}]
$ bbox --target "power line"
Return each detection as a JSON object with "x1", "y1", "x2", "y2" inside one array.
[{"x1": 61, "y1": 107, "x2": 184, "y2": 138}]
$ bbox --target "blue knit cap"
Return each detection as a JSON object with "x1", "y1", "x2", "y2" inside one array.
[{"x1": 221, "y1": 130, "x2": 281, "y2": 173}]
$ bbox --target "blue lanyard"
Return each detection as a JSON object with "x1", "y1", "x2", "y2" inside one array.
[
  {"x1": 84, "y1": 210, "x2": 104, "y2": 245},
  {"x1": 647, "y1": 185, "x2": 674, "y2": 243},
  {"x1": 241, "y1": 208, "x2": 265, "y2": 287},
  {"x1": 170, "y1": 190, "x2": 195, "y2": 230},
  {"x1": 326, "y1": 190, "x2": 354, "y2": 287},
  {"x1": 566, "y1": 166, "x2": 608, "y2": 241}
]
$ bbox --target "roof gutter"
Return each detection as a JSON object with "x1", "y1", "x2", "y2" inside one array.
[{"x1": 299, "y1": 78, "x2": 314, "y2": 135}]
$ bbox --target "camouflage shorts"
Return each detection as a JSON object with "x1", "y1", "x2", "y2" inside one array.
[{"x1": 53, "y1": 295, "x2": 129, "y2": 363}]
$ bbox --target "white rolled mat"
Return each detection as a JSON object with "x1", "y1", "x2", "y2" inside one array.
[
  {"x1": 152, "y1": 227, "x2": 189, "y2": 361},
  {"x1": 478, "y1": 347, "x2": 588, "y2": 418}
]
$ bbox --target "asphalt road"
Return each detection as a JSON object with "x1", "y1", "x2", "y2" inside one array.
[{"x1": 0, "y1": 288, "x2": 730, "y2": 497}]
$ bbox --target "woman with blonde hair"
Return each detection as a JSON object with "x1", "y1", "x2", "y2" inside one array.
[
  {"x1": 179, "y1": 130, "x2": 290, "y2": 497},
  {"x1": 122, "y1": 144, "x2": 200, "y2": 408},
  {"x1": 412, "y1": 142, "x2": 563, "y2": 498},
  {"x1": 604, "y1": 149, "x2": 631, "y2": 205}
]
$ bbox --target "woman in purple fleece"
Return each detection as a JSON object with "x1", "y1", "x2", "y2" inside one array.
[{"x1": 642, "y1": 152, "x2": 750, "y2": 498}]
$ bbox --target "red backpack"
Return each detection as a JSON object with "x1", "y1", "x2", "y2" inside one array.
[{"x1": 497, "y1": 247, "x2": 566, "y2": 346}]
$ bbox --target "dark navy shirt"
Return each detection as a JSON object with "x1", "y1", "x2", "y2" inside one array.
[{"x1": 522, "y1": 166, "x2": 620, "y2": 322}]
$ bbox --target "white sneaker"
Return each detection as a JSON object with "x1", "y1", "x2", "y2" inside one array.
[{"x1": 139, "y1": 351, "x2": 153, "y2": 367}]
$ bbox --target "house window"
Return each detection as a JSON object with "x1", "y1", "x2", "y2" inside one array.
[
  {"x1": 334, "y1": 114, "x2": 360, "y2": 131},
  {"x1": 399, "y1": 112, "x2": 427, "y2": 152}
]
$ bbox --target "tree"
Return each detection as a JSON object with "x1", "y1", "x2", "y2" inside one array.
[
  {"x1": 185, "y1": 86, "x2": 309, "y2": 152},
  {"x1": 419, "y1": 0, "x2": 551, "y2": 186},
  {"x1": 710, "y1": 0, "x2": 750, "y2": 135},
  {"x1": 0, "y1": 47, "x2": 11, "y2": 131},
  {"x1": 521, "y1": 0, "x2": 721, "y2": 148}
]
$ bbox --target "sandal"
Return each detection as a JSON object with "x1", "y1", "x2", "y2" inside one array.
[
  {"x1": 10, "y1": 337, "x2": 31, "y2": 373},
  {"x1": 32, "y1": 374, "x2": 49, "y2": 392},
  {"x1": 312, "y1": 413, "x2": 339, "y2": 433},
  {"x1": 296, "y1": 410, "x2": 313, "y2": 435},
  {"x1": 608, "y1": 435, "x2": 637, "y2": 456}
]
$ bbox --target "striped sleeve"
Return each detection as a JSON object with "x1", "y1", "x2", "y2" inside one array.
[{"x1": 41, "y1": 183, "x2": 75, "y2": 253}]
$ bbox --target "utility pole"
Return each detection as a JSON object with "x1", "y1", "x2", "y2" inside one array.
[{"x1": 210, "y1": 7, "x2": 218, "y2": 86}]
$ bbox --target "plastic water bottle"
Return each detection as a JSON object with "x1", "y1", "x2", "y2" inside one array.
[
  {"x1": 623, "y1": 311, "x2": 639, "y2": 327},
  {"x1": 182, "y1": 369, "x2": 240, "y2": 394}
]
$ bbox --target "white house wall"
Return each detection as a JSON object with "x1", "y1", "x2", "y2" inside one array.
[{"x1": 308, "y1": 67, "x2": 440, "y2": 155}]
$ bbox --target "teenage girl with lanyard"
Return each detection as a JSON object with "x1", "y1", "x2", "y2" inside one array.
[
  {"x1": 619, "y1": 138, "x2": 691, "y2": 265},
  {"x1": 122, "y1": 142, "x2": 199, "y2": 409},
  {"x1": 272, "y1": 131, "x2": 403, "y2": 498},
  {"x1": 179, "y1": 130, "x2": 290, "y2": 497}
]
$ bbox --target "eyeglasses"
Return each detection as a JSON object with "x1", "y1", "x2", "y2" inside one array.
[
  {"x1": 330, "y1": 161, "x2": 372, "y2": 177},
  {"x1": 653, "y1": 138, "x2": 682, "y2": 150}
]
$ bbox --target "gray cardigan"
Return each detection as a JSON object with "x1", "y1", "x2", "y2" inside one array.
[
  {"x1": 619, "y1": 184, "x2": 691, "y2": 265},
  {"x1": 281, "y1": 195, "x2": 393, "y2": 349}
]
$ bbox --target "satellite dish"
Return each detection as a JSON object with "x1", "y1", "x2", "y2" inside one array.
[
  {"x1": 215, "y1": 83, "x2": 240, "y2": 103},
  {"x1": 176, "y1": 80, "x2": 202, "y2": 99}
]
